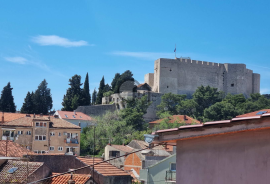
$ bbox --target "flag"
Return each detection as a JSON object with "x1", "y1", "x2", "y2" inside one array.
[{"x1": 174, "y1": 48, "x2": 176, "y2": 52}]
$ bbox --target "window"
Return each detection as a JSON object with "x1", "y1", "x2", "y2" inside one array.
[
  {"x1": 58, "y1": 132, "x2": 61, "y2": 136},
  {"x1": 26, "y1": 131, "x2": 31, "y2": 135},
  {"x1": 170, "y1": 163, "x2": 176, "y2": 171},
  {"x1": 50, "y1": 132, "x2": 55, "y2": 136},
  {"x1": 34, "y1": 150, "x2": 38, "y2": 153},
  {"x1": 40, "y1": 122, "x2": 43, "y2": 127},
  {"x1": 58, "y1": 146, "x2": 63, "y2": 151},
  {"x1": 43, "y1": 122, "x2": 47, "y2": 127},
  {"x1": 18, "y1": 131, "x2": 23, "y2": 135},
  {"x1": 109, "y1": 151, "x2": 120, "y2": 157},
  {"x1": 65, "y1": 114, "x2": 68, "y2": 118},
  {"x1": 41, "y1": 150, "x2": 45, "y2": 154},
  {"x1": 80, "y1": 116, "x2": 82, "y2": 118},
  {"x1": 8, "y1": 167, "x2": 18, "y2": 174},
  {"x1": 36, "y1": 122, "x2": 46, "y2": 127},
  {"x1": 231, "y1": 83, "x2": 234, "y2": 87},
  {"x1": 36, "y1": 122, "x2": 40, "y2": 127},
  {"x1": 35, "y1": 135, "x2": 46, "y2": 141},
  {"x1": 73, "y1": 115, "x2": 76, "y2": 118},
  {"x1": 49, "y1": 146, "x2": 54, "y2": 151}
]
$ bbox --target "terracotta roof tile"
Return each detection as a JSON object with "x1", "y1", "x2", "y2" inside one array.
[
  {"x1": 56, "y1": 111, "x2": 92, "y2": 121},
  {"x1": 43, "y1": 173, "x2": 91, "y2": 184},
  {"x1": 236, "y1": 109, "x2": 270, "y2": 118},
  {"x1": 0, "y1": 160, "x2": 43, "y2": 183},
  {"x1": 129, "y1": 140, "x2": 165, "y2": 150},
  {"x1": 77, "y1": 157, "x2": 131, "y2": 176},
  {"x1": 1, "y1": 116, "x2": 81, "y2": 129},
  {"x1": 0, "y1": 140, "x2": 34, "y2": 157},
  {"x1": 149, "y1": 115, "x2": 200, "y2": 125},
  {"x1": 110, "y1": 145, "x2": 133, "y2": 153},
  {"x1": 0, "y1": 112, "x2": 27, "y2": 123}
]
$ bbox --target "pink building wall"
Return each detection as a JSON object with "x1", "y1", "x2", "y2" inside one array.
[{"x1": 176, "y1": 128, "x2": 270, "y2": 184}]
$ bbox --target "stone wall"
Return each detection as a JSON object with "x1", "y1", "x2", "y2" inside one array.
[{"x1": 76, "y1": 104, "x2": 116, "y2": 117}]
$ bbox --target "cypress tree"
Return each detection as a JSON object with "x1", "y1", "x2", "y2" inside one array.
[
  {"x1": 96, "y1": 76, "x2": 105, "y2": 104},
  {"x1": 21, "y1": 91, "x2": 34, "y2": 114},
  {"x1": 62, "y1": 74, "x2": 83, "y2": 110},
  {"x1": 92, "y1": 89, "x2": 97, "y2": 105},
  {"x1": 111, "y1": 73, "x2": 121, "y2": 93},
  {"x1": 33, "y1": 79, "x2": 53, "y2": 115},
  {"x1": 0, "y1": 82, "x2": 16, "y2": 112},
  {"x1": 82, "y1": 73, "x2": 91, "y2": 106}
]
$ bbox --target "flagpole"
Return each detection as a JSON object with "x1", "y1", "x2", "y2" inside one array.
[{"x1": 175, "y1": 44, "x2": 176, "y2": 59}]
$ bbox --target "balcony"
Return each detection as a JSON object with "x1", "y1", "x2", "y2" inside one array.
[
  {"x1": 2, "y1": 136, "x2": 14, "y2": 141},
  {"x1": 165, "y1": 170, "x2": 176, "y2": 182},
  {"x1": 65, "y1": 138, "x2": 79, "y2": 144}
]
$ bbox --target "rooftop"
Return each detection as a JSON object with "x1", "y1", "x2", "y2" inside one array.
[
  {"x1": 43, "y1": 173, "x2": 91, "y2": 184},
  {"x1": 149, "y1": 115, "x2": 200, "y2": 125},
  {"x1": 0, "y1": 112, "x2": 30, "y2": 123},
  {"x1": 77, "y1": 157, "x2": 131, "y2": 176},
  {"x1": 1, "y1": 116, "x2": 81, "y2": 129},
  {"x1": 152, "y1": 109, "x2": 270, "y2": 144},
  {"x1": 236, "y1": 109, "x2": 270, "y2": 118},
  {"x1": 56, "y1": 111, "x2": 92, "y2": 121},
  {"x1": 0, "y1": 160, "x2": 43, "y2": 183},
  {"x1": 128, "y1": 140, "x2": 166, "y2": 150},
  {"x1": 0, "y1": 140, "x2": 34, "y2": 157},
  {"x1": 110, "y1": 144, "x2": 133, "y2": 153}
]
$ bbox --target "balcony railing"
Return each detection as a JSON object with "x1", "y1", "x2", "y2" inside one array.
[
  {"x1": 165, "y1": 170, "x2": 176, "y2": 181},
  {"x1": 2, "y1": 136, "x2": 14, "y2": 141},
  {"x1": 65, "y1": 138, "x2": 79, "y2": 144}
]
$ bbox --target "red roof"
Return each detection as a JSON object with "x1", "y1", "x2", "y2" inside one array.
[
  {"x1": 77, "y1": 157, "x2": 131, "y2": 176},
  {"x1": 149, "y1": 115, "x2": 200, "y2": 125},
  {"x1": 0, "y1": 140, "x2": 34, "y2": 157},
  {"x1": 56, "y1": 111, "x2": 92, "y2": 121},
  {"x1": 236, "y1": 109, "x2": 270, "y2": 118},
  {"x1": 0, "y1": 112, "x2": 28, "y2": 123},
  {"x1": 110, "y1": 145, "x2": 133, "y2": 153},
  {"x1": 43, "y1": 173, "x2": 90, "y2": 184},
  {"x1": 0, "y1": 160, "x2": 44, "y2": 183},
  {"x1": 1, "y1": 116, "x2": 81, "y2": 129}
]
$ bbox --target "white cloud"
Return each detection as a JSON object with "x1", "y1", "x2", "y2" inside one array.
[
  {"x1": 4, "y1": 57, "x2": 27, "y2": 64},
  {"x1": 260, "y1": 88, "x2": 270, "y2": 94},
  {"x1": 31, "y1": 35, "x2": 91, "y2": 47},
  {"x1": 110, "y1": 51, "x2": 174, "y2": 60}
]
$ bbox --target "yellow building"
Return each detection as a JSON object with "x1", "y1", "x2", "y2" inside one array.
[{"x1": 0, "y1": 114, "x2": 81, "y2": 155}]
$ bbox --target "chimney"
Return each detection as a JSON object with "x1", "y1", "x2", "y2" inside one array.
[
  {"x1": 184, "y1": 115, "x2": 187, "y2": 121},
  {"x1": 40, "y1": 113, "x2": 43, "y2": 117},
  {"x1": 34, "y1": 113, "x2": 36, "y2": 118},
  {"x1": 26, "y1": 114, "x2": 31, "y2": 117},
  {"x1": 54, "y1": 115, "x2": 59, "y2": 118},
  {"x1": 74, "y1": 110, "x2": 76, "y2": 115},
  {"x1": 1, "y1": 112, "x2": 4, "y2": 123}
]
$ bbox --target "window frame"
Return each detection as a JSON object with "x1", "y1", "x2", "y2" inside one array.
[
  {"x1": 49, "y1": 146, "x2": 54, "y2": 151},
  {"x1": 26, "y1": 131, "x2": 31, "y2": 135},
  {"x1": 18, "y1": 131, "x2": 23, "y2": 135},
  {"x1": 50, "y1": 132, "x2": 55, "y2": 136},
  {"x1": 58, "y1": 132, "x2": 61, "y2": 136},
  {"x1": 170, "y1": 163, "x2": 176, "y2": 171},
  {"x1": 58, "y1": 146, "x2": 63, "y2": 151}
]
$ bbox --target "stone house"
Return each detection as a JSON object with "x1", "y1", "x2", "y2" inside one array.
[
  {"x1": 152, "y1": 109, "x2": 270, "y2": 184},
  {"x1": 140, "y1": 154, "x2": 176, "y2": 184},
  {"x1": 0, "y1": 114, "x2": 81, "y2": 155}
]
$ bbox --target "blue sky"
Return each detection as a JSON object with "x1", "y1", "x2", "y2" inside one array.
[{"x1": 0, "y1": 0, "x2": 269, "y2": 111}]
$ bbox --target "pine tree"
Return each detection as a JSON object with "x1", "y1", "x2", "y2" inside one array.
[
  {"x1": 82, "y1": 73, "x2": 91, "y2": 106},
  {"x1": 0, "y1": 82, "x2": 16, "y2": 112},
  {"x1": 21, "y1": 91, "x2": 34, "y2": 114},
  {"x1": 96, "y1": 76, "x2": 105, "y2": 104},
  {"x1": 111, "y1": 73, "x2": 121, "y2": 93},
  {"x1": 33, "y1": 79, "x2": 53, "y2": 115},
  {"x1": 62, "y1": 75, "x2": 83, "y2": 110},
  {"x1": 92, "y1": 89, "x2": 97, "y2": 105}
]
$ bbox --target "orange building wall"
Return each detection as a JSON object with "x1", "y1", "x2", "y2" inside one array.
[{"x1": 124, "y1": 153, "x2": 142, "y2": 175}]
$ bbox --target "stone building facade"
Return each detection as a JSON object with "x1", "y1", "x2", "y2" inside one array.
[{"x1": 145, "y1": 58, "x2": 260, "y2": 97}]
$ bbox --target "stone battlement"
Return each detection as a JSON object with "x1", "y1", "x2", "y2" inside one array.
[{"x1": 176, "y1": 58, "x2": 223, "y2": 67}]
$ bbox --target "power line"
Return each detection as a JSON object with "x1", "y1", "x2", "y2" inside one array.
[{"x1": 28, "y1": 142, "x2": 175, "y2": 184}]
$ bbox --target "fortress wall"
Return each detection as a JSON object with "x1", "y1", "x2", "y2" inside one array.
[
  {"x1": 144, "y1": 73, "x2": 154, "y2": 88},
  {"x1": 252, "y1": 73, "x2": 260, "y2": 93},
  {"x1": 176, "y1": 58, "x2": 225, "y2": 96},
  {"x1": 159, "y1": 58, "x2": 178, "y2": 94},
  {"x1": 152, "y1": 59, "x2": 161, "y2": 93}
]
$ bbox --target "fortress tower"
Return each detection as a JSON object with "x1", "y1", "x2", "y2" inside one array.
[{"x1": 145, "y1": 58, "x2": 260, "y2": 97}]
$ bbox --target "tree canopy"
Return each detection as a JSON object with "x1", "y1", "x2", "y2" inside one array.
[{"x1": 0, "y1": 82, "x2": 16, "y2": 112}]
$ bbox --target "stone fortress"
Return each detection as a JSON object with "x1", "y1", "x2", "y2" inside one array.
[
  {"x1": 77, "y1": 57, "x2": 260, "y2": 122},
  {"x1": 145, "y1": 58, "x2": 260, "y2": 98}
]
